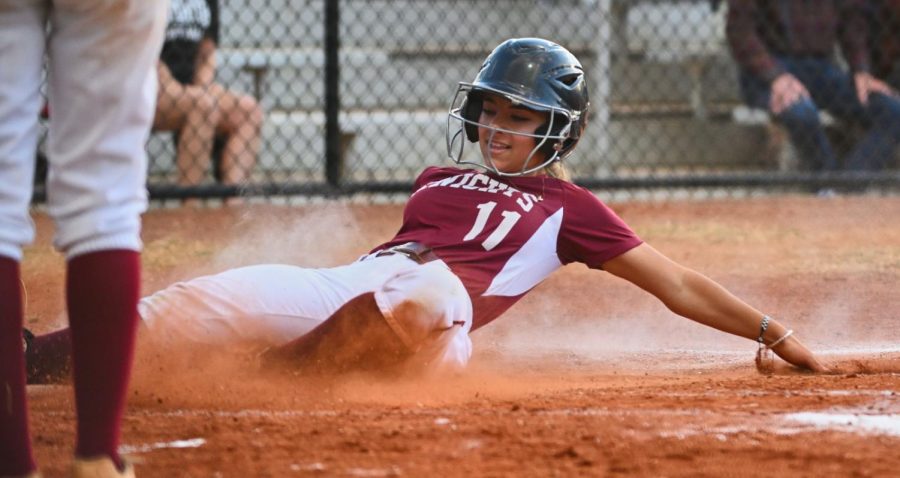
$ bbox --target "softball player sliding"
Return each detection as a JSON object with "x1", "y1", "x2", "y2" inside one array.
[
  {"x1": 23, "y1": 39, "x2": 827, "y2": 392},
  {"x1": 0, "y1": 1, "x2": 168, "y2": 477}
]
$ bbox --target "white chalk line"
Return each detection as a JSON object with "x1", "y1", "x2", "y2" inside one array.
[
  {"x1": 785, "y1": 412, "x2": 900, "y2": 437},
  {"x1": 119, "y1": 438, "x2": 206, "y2": 454},
  {"x1": 113, "y1": 411, "x2": 900, "y2": 455},
  {"x1": 655, "y1": 412, "x2": 900, "y2": 440}
]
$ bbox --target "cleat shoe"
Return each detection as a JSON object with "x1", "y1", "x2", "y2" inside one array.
[
  {"x1": 22, "y1": 327, "x2": 34, "y2": 354},
  {"x1": 23, "y1": 328, "x2": 70, "y2": 385},
  {"x1": 70, "y1": 457, "x2": 134, "y2": 478},
  {"x1": 22, "y1": 327, "x2": 42, "y2": 384}
]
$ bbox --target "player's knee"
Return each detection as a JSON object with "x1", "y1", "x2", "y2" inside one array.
[
  {"x1": 403, "y1": 263, "x2": 468, "y2": 317},
  {"x1": 52, "y1": 198, "x2": 144, "y2": 258},
  {"x1": 376, "y1": 263, "x2": 471, "y2": 350},
  {"x1": 0, "y1": 211, "x2": 36, "y2": 261},
  {"x1": 55, "y1": 220, "x2": 143, "y2": 259}
]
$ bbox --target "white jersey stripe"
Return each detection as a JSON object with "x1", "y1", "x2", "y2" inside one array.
[{"x1": 483, "y1": 207, "x2": 564, "y2": 297}]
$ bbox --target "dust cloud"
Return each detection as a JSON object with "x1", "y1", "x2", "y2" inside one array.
[
  {"x1": 129, "y1": 196, "x2": 900, "y2": 408},
  {"x1": 205, "y1": 202, "x2": 378, "y2": 270}
]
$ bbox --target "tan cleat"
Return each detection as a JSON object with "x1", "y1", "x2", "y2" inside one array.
[{"x1": 70, "y1": 457, "x2": 134, "y2": 478}]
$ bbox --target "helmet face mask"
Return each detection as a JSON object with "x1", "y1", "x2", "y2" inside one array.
[
  {"x1": 446, "y1": 38, "x2": 590, "y2": 177},
  {"x1": 447, "y1": 84, "x2": 574, "y2": 176}
]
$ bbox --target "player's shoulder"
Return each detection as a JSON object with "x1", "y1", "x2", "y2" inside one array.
[
  {"x1": 417, "y1": 165, "x2": 471, "y2": 178},
  {"x1": 414, "y1": 165, "x2": 475, "y2": 187},
  {"x1": 550, "y1": 178, "x2": 603, "y2": 203},
  {"x1": 550, "y1": 180, "x2": 622, "y2": 218}
]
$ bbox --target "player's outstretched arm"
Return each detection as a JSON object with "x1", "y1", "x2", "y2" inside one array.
[{"x1": 602, "y1": 243, "x2": 829, "y2": 373}]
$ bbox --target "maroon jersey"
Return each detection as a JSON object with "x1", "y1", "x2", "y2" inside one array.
[{"x1": 373, "y1": 167, "x2": 643, "y2": 330}]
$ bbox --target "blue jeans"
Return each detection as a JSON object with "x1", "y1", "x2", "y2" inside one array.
[{"x1": 739, "y1": 57, "x2": 900, "y2": 171}]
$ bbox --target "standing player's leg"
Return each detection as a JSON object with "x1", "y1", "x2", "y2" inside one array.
[
  {"x1": 0, "y1": 0, "x2": 48, "y2": 475},
  {"x1": 46, "y1": 0, "x2": 167, "y2": 473}
]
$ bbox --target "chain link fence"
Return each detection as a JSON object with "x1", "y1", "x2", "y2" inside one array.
[{"x1": 34, "y1": 0, "x2": 900, "y2": 202}]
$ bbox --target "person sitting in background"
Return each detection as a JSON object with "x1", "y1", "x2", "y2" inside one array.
[
  {"x1": 726, "y1": 0, "x2": 900, "y2": 172},
  {"x1": 155, "y1": 0, "x2": 263, "y2": 204}
]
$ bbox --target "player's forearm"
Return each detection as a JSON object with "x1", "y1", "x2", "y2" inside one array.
[
  {"x1": 654, "y1": 267, "x2": 826, "y2": 372},
  {"x1": 662, "y1": 268, "x2": 783, "y2": 342}
]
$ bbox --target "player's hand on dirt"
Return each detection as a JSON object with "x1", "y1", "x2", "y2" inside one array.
[
  {"x1": 770, "y1": 73, "x2": 810, "y2": 114},
  {"x1": 761, "y1": 334, "x2": 830, "y2": 373}
]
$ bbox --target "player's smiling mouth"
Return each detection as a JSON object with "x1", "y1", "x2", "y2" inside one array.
[{"x1": 487, "y1": 141, "x2": 510, "y2": 154}]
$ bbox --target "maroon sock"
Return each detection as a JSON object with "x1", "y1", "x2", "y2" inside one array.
[
  {"x1": 67, "y1": 250, "x2": 140, "y2": 465},
  {"x1": 26, "y1": 327, "x2": 73, "y2": 384},
  {"x1": 0, "y1": 257, "x2": 37, "y2": 475}
]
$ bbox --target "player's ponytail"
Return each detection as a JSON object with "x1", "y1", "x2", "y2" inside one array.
[{"x1": 544, "y1": 161, "x2": 571, "y2": 182}]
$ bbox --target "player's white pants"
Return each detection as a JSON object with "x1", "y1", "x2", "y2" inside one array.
[
  {"x1": 138, "y1": 254, "x2": 475, "y2": 373},
  {"x1": 0, "y1": 0, "x2": 168, "y2": 260}
]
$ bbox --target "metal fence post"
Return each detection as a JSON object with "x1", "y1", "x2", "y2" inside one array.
[{"x1": 324, "y1": 0, "x2": 342, "y2": 187}]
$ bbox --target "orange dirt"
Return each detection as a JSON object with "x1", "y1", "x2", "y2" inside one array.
[{"x1": 21, "y1": 195, "x2": 900, "y2": 477}]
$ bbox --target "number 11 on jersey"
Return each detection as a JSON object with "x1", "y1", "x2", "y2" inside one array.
[{"x1": 463, "y1": 201, "x2": 522, "y2": 251}]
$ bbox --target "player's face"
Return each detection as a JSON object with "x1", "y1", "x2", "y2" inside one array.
[{"x1": 477, "y1": 94, "x2": 549, "y2": 175}]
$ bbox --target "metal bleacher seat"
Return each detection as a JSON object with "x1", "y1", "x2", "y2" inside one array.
[{"x1": 620, "y1": 0, "x2": 730, "y2": 120}]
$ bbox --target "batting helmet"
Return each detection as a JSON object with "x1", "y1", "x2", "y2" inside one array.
[{"x1": 447, "y1": 38, "x2": 590, "y2": 176}]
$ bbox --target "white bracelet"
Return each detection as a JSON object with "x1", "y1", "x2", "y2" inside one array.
[{"x1": 767, "y1": 329, "x2": 794, "y2": 349}]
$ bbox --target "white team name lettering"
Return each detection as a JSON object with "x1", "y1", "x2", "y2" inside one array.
[
  {"x1": 417, "y1": 172, "x2": 542, "y2": 212},
  {"x1": 447, "y1": 174, "x2": 474, "y2": 188},
  {"x1": 433, "y1": 176, "x2": 463, "y2": 188},
  {"x1": 461, "y1": 174, "x2": 489, "y2": 191},
  {"x1": 484, "y1": 178, "x2": 505, "y2": 193},
  {"x1": 516, "y1": 193, "x2": 540, "y2": 212}
]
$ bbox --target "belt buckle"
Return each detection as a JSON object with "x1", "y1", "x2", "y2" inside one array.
[
  {"x1": 373, "y1": 245, "x2": 414, "y2": 262},
  {"x1": 375, "y1": 242, "x2": 431, "y2": 264}
]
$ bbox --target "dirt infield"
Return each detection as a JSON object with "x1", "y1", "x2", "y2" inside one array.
[{"x1": 21, "y1": 195, "x2": 900, "y2": 477}]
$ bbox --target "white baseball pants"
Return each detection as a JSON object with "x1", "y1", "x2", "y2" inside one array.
[
  {"x1": 138, "y1": 254, "x2": 475, "y2": 373},
  {"x1": 0, "y1": 0, "x2": 168, "y2": 260}
]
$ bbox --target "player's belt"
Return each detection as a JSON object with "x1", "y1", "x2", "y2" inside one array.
[{"x1": 374, "y1": 242, "x2": 439, "y2": 264}]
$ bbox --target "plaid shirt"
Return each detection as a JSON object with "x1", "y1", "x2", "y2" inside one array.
[{"x1": 726, "y1": 0, "x2": 872, "y2": 83}]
